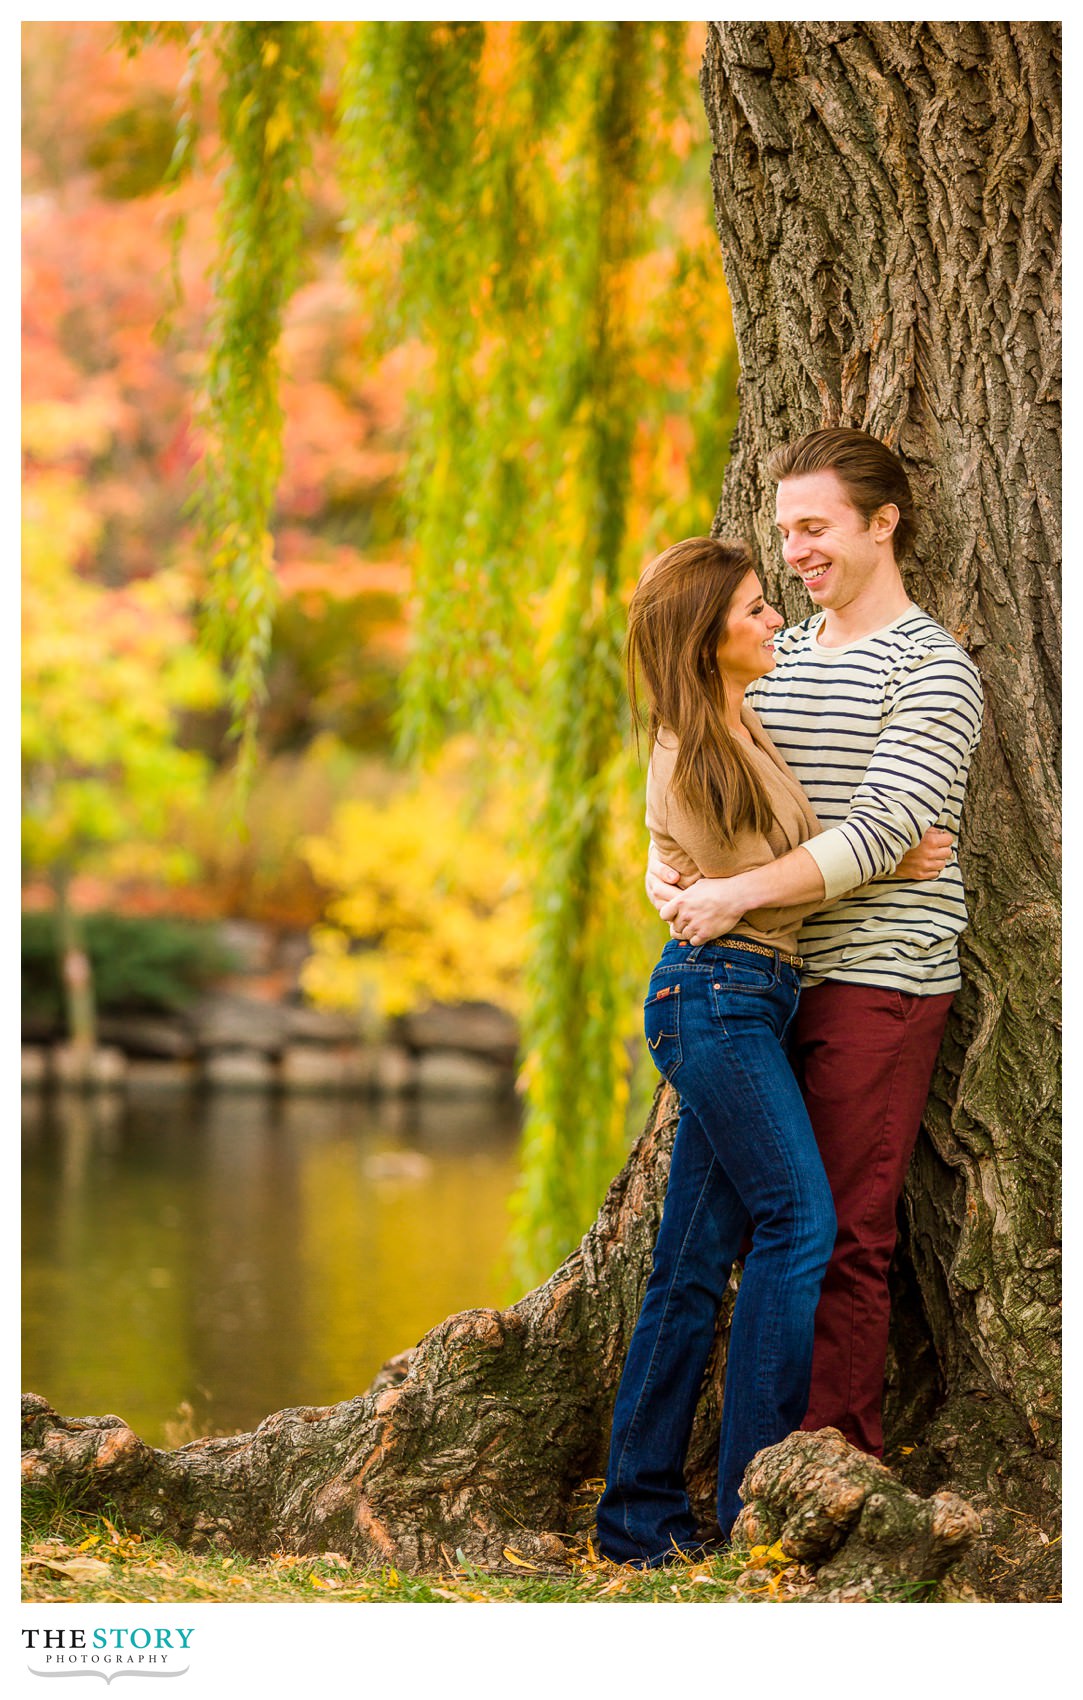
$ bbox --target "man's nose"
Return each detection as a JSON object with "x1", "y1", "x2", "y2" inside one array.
[{"x1": 781, "y1": 533, "x2": 807, "y2": 567}]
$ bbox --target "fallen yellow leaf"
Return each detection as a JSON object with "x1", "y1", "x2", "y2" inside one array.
[
  {"x1": 502, "y1": 1548, "x2": 538, "y2": 1570},
  {"x1": 23, "y1": 1556, "x2": 112, "y2": 1583}
]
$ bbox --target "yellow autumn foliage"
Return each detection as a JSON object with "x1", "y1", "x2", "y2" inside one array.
[
  {"x1": 22, "y1": 471, "x2": 222, "y2": 881},
  {"x1": 300, "y1": 740, "x2": 530, "y2": 1020}
]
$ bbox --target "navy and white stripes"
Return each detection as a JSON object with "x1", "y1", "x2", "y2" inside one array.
[{"x1": 747, "y1": 606, "x2": 983, "y2": 995}]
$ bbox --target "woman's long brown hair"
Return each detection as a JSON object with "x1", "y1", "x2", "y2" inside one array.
[{"x1": 625, "y1": 536, "x2": 774, "y2": 846}]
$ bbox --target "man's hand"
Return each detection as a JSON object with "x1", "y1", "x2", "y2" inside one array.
[
  {"x1": 892, "y1": 827, "x2": 953, "y2": 881},
  {"x1": 658, "y1": 877, "x2": 748, "y2": 946}
]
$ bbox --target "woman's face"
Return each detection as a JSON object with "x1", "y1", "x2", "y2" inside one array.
[{"x1": 714, "y1": 570, "x2": 784, "y2": 686}]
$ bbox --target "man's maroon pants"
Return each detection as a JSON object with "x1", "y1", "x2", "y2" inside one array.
[{"x1": 790, "y1": 979, "x2": 955, "y2": 1458}]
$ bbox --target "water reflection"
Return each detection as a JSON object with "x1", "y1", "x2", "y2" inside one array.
[{"x1": 22, "y1": 1087, "x2": 522, "y2": 1446}]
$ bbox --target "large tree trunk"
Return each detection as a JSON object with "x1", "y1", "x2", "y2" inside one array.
[
  {"x1": 22, "y1": 22, "x2": 1060, "y2": 1601},
  {"x1": 701, "y1": 16, "x2": 1060, "y2": 1570}
]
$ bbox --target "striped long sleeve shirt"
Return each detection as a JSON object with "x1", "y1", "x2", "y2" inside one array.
[{"x1": 746, "y1": 605, "x2": 984, "y2": 995}]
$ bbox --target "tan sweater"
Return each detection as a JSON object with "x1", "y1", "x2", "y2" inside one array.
[{"x1": 646, "y1": 706, "x2": 824, "y2": 957}]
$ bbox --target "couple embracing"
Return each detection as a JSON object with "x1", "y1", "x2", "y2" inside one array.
[{"x1": 596, "y1": 427, "x2": 984, "y2": 1568}]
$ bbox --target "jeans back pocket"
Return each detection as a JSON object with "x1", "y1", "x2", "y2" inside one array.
[{"x1": 644, "y1": 978, "x2": 683, "y2": 1077}]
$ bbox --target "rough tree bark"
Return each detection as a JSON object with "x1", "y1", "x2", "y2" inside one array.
[{"x1": 22, "y1": 22, "x2": 1060, "y2": 1600}]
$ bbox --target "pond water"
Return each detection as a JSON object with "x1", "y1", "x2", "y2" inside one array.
[{"x1": 22, "y1": 1086, "x2": 522, "y2": 1447}]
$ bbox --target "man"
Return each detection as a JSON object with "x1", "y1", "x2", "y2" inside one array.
[{"x1": 647, "y1": 427, "x2": 983, "y2": 1458}]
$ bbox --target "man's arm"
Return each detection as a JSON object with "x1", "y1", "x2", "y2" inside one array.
[
  {"x1": 797, "y1": 648, "x2": 983, "y2": 899},
  {"x1": 654, "y1": 845, "x2": 824, "y2": 944},
  {"x1": 648, "y1": 647, "x2": 981, "y2": 944},
  {"x1": 646, "y1": 829, "x2": 953, "y2": 914},
  {"x1": 652, "y1": 821, "x2": 960, "y2": 942}
]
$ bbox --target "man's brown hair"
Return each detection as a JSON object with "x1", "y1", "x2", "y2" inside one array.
[
  {"x1": 767, "y1": 427, "x2": 917, "y2": 557},
  {"x1": 625, "y1": 535, "x2": 774, "y2": 846}
]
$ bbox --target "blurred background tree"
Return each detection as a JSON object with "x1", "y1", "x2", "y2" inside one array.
[
  {"x1": 21, "y1": 20, "x2": 739, "y2": 1280},
  {"x1": 21, "y1": 458, "x2": 220, "y2": 1059}
]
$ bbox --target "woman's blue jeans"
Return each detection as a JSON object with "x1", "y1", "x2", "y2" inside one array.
[{"x1": 596, "y1": 938, "x2": 836, "y2": 1566}]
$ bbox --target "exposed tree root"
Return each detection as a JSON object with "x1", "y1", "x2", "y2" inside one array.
[{"x1": 734, "y1": 1428, "x2": 981, "y2": 1600}]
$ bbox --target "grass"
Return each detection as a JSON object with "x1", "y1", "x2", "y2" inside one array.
[{"x1": 22, "y1": 1508, "x2": 816, "y2": 1606}]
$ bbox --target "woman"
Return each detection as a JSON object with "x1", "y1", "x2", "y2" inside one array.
[{"x1": 596, "y1": 535, "x2": 933, "y2": 1568}]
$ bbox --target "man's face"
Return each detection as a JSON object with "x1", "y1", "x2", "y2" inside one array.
[{"x1": 774, "y1": 468, "x2": 887, "y2": 609}]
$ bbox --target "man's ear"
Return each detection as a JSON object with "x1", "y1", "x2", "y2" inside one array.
[{"x1": 871, "y1": 503, "x2": 900, "y2": 542}]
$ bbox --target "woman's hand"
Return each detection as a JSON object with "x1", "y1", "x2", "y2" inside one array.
[
  {"x1": 659, "y1": 876, "x2": 748, "y2": 946},
  {"x1": 645, "y1": 842, "x2": 683, "y2": 911},
  {"x1": 892, "y1": 827, "x2": 954, "y2": 881}
]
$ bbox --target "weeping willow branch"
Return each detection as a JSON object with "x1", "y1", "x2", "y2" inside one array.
[
  {"x1": 199, "y1": 22, "x2": 322, "y2": 797},
  {"x1": 339, "y1": 22, "x2": 562, "y2": 746},
  {"x1": 512, "y1": 23, "x2": 646, "y2": 1276}
]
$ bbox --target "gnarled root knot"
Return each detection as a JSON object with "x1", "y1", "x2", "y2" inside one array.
[
  {"x1": 22, "y1": 1393, "x2": 153, "y2": 1489},
  {"x1": 733, "y1": 1428, "x2": 983, "y2": 1600}
]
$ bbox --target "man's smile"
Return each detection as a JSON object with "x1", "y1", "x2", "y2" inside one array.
[{"x1": 798, "y1": 563, "x2": 830, "y2": 586}]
